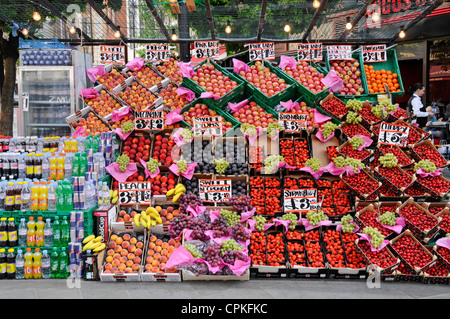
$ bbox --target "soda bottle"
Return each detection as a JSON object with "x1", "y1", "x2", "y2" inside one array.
[
  {"x1": 44, "y1": 218, "x2": 53, "y2": 247},
  {"x1": 56, "y1": 153, "x2": 65, "y2": 180},
  {"x1": 58, "y1": 247, "x2": 68, "y2": 278},
  {"x1": 0, "y1": 182, "x2": 5, "y2": 210},
  {"x1": 32, "y1": 248, "x2": 42, "y2": 279},
  {"x1": 64, "y1": 154, "x2": 73, "y2": 180},
  {"x1": 10, "y1": 154, "x2": 18, "y2": 179},
  {"x1": 42, "y1": 154, "x2": 49, "y2": 180},
  {"x1": 0, "y1": 248, "x2": 6, "y2": 279},
  {"x1": 0, "y1": 218, "x2": 7, "y2": 247},
  {"x1": 52, "y1": 216, "x2": 61, "y2": 247},
  {"x1": 0, "y1": 154, "x2": 4, "y2": 179},
  {"x1": 30, "y1": 181, "x2": 39, "y2": 211},
  {"x1": 15, "y1": 249, "x2": 24, "y2": 279},
  {"x1": 42, "y1": 250, "x2": 51, "y2": 279},
  {"x1": 27, "y1": 216, "x2": 36, "y2": 247},
  {"x1": 25, "y1": 153, "x2": 34, "y2": 179},
  {"x1": 18, "y1": 153, "x2": 26, "y2": 179},
  {"x1": 18, "y1": 218, "x2": 27, "y2": 247},
  {"x1": 47, "y1": 181, "x2": 56, "y2": 211},
  {"x1": 21, "y1": 181, "x2": 31, "y2": 212},
  {"x1": 35, "y1": 216, "x2": 45, "y2": 247},
  {"x1": 102, "y1": 182, "x2": 111, "y2": 210},
  {"x1": 56, "y1": 180, "x2": 64, "y2": 211},
  {"x1": 3, "y1": 153, "x2": 10, "y2": 179},
  {"x1": 14, "y1": 182, "x2": 22, "y2": 211},
  {"x1": 61, "y1": 216, "x2": 70, "y2": 246},
  {"x1": 63, "y1": 181, "x2": 73, "y2": 211},
  {"x1": 24, "y1": 248, "x2": 33, "y2": 279},
  {"x1": 72, "y1": 153, "x2": 80, "y2": 177},
  {"x1": 6, "y1": 248, "x2": 15, "y2": 279},
  {"x1": 5, "y1": 182, "x2": 15, "y2": 211},
  {"x1": 38, "y1": 181, "x2": 48, "y2": 211},
  {"x1": 80, "y1": 152, "x2": 88, "y2": 176},
  {"x1": 34, "y1": 153, "x2": 43, "y2": 179},
  {"x1": 7, "y1": 217, "x2": 17, "y2": 247},
  {"x1": 49, "y1": 153, "x2": 57, "y2": 180},
  {"x1": 50, "y1": 247, "x2": 59, "y2": 278}
]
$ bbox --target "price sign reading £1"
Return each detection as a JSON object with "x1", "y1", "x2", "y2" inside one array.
[
  {"x1": 297, "y1": 43, "x2": 323, "y2": 62},
  {"x1": 118, "y1": 182, "x2": 152, "y2": 205},
  {"x1": 284, "y1": 189, "x2": 318, "y2": 214},
  {"x1": 378, "y1": 122, "x2": 410, "y2": 147},
  {"x1": 199, "y1": 179, "x2": 232, "y2": 203},
  {"x1": 134, "y1": 110, "x2": 165, "y2": 131},
  {"x1": 279, "y1": 113, "x2": 307, "y2": 133},
  {"x1": 248, "y1": 42, "x2": 275, "y2": 61},
  {"x1": 146, "y1": 44, "x2": 170, "y2": 62}
]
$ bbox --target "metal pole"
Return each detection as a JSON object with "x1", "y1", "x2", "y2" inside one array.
[{"x1": 178, "y1": 2, "x2": 191, "y2": 62}]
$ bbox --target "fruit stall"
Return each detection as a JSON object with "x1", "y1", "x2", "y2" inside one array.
[{"x1": 1, "y1": 46, "x2": 450, "y2": 286}]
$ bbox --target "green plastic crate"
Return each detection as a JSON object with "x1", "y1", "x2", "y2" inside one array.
[
  {"x1": 325, "y1": 51, "x2": 369, "y2": 101},
  {"x1": 180, "y1": 60, "x2": 246, "y2": 109},
  {"x1": 234, "y1": 60, "x2": 298, "y2": 109},
  {"x1": 363, "y1": 48, "x2": 405, "y2": 100}
]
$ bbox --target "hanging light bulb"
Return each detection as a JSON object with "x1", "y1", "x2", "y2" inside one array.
[
  {"x1": 345, "y1": 17, "x2": 352, "y2": 30},
  {"x1": 372, "y1": 11, "x2": 380, "y2": 22},
  {"x1": 313, "y1": 0, "x2": 320, "y2": 8},
  {"x1": 114, "y1": 26, "x2": 121, "y2": 39},
  {"x1": 32, "y1": 6, "x2": 41, "y2": 21},
  {"x1": 284, "y1": 23, "x2": 291, "y2": 33},
  {"x1": 69, "y1": 26, "x2": 76, "y2": 34},
  {"x1": 399, "y1": 26, "x2": 406, "y2": 39},
  {"x1": 171, "y1": 28, "x2": 178, "y2": 41},
  {"x1": 22, "y1": 28, "x2": 29, "y2": 36},
  {"x1": 225, "y1": 20, "x2": 231, "y2": 34}
]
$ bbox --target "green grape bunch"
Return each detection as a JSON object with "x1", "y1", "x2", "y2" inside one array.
[
  {"x1": 371, "y1": 104, "x2": 388, "y2": 118},
  {"x1": 280, "y1": 213, "x2": 298, "y2": 230},
  {"x1": 379, "y1": 153, "x2": 398, "y2": 168},
  {"x1": 346, "y1": 99, "x2": 363, "y2": 112},
  {"x1": 267, "y1": 122, "x2": 283, "y2": 138},
  {"x1": 346, "y1": 111, "x2": 363, "y2": 125},
  {"x1": 264, "y1": 154, "x2": 284, "y2": 174},
  {"x1": 306, "y1": 210, "x2": 328, "y2": 226},
  {"x1": 177, "y1": 156, "x2": 188, "y2": 174},
  {"x1": 379, "y1": 100, "x2": 397, "y2": 113},
  {"x1": 220, "y1": 239, "x2": 243, "y2": 256},
  {"x1": 345, "y1": 158, "x2": 364, "y2": 173},
  {"x1": 341, "y1": 214, "x2": 356, "y2": 233},
  {"x1": 121, "y1": 121, "x2": 134, "y2": 134},
  {"x1": 379, "y1": 211, "x2": 397, "y2": 227},
  {"x1": 349, "y1": 136, "x2": 365, "y2": 150},
  {"x1": 333, "y1": 156, "x2": 347, "y2": 168},
  {"x1": 180, "y1": 128, "x2": 194, "y2": 142},
  {"x1": 362, "y1": 226, "x2": 385, "y2": 248},
  {"x1": 414, "y1": 159, "x2": 437, "y2": 173},
  {"x1": 183, "y1": 243, "x2": 203, "y2": 259},
  {"x1": 146, "y1": 158, "x2": 161, "y2": 174},
  {"x1": 305, "y1": 158, "x2": 322, "y2": 172},
  {"x1": 240, "y1": 123, "x2": 258, "y2": 137},
  {"x1": 213, "y1": 158, "x2": 230, "y2": 174},
  {"x1": 220, "y1": 209, "x2": 240, "y2": 227},
  {"x1": 116, "y1": 154, "x2": 130, "y2": 172},
  {"x1": 251, "y1": 215, "x2": 267, "y2": 231},
  {"x1": 322, "y1": 122, "x2": 339, "y2": 139}
]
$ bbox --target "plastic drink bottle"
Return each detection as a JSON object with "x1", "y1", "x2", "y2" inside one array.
[
  {"x1": 58, "y1": 247, "x2": 68, "y2": 278},
  {"x1": 47, "y1": 181, "x2": 56, "y2": 211},
  {"x1": 27, "y1": 216, "x2": 36, "y2": 247},
  {"x1": 24, "y1": 248, "x2": 33, "y2": 279},
  {"x1": 80, "y1": 152, "x2": 88, "y2": 176},
  {"x1": 56, "y1": 180, "x2": 64, "y2": 210},
  {"x1": 6, "y1": 249, "x2": 15, "y2": 279},
  {"x1": 72, "y1": 153, "x2": 80, "y2": 177},
  {"x1": 0, "y1": 182, "x2": 5, "y2": 210},
  {"x1": 18, "y1": 218, "x2": 27, "y2": 247},
  {"x1": 50, "y1": 247, "x2": 59, "y2": 278},
  {"x1": 42, "y1": 250, "x2": 51, "y2": 279},
  {"x1": 18, "y1": 154, "x2": 26, "y2": 179},
  {"x1": 15, "y1": 249, "x2": 24, "y2": 279},
  {"x1": 0, "y1": 218, "x2": 7, "y2": 247},
  {"x1": 0, "y1": 249, "x2": 5, "y2": 279},
  {"x1": 38, "y1": 181, "x2": 48, "y2": 211},
  {"x1": 21, "y1": 181, "x2": 31, "y2": 211},
  {"x1": 42, "y1": 154, "x2": 49, "y2": 180},
  {"x1": 14, "y1": 182, "x2": 22, "y2": 211},
  {"x1": 70, "y1": 138, "x2": 78, "y2": 153},
  {"x1": 44, "y1": 219, "x2": 53, "y2": 247},
  {"x1": 49, "y1": 153, "x2": 57, "y2": 180},
  {"x1": 61, "y1": 216, "x2": 70, "y2": 246},
  {"x1": 32, "y1": 248, "x2": 42, "y2": 279},
  {"x1": 64, "y1": 155, "x2": 73, "y2": 180},
  {"x1": 25, "y1": 153, "x2": 34, "y2": 179},
  {"x1": 5, "y1": 182, "x2": 15, "y2": 211},
  {"x1": 56, "y1": 154, "x2": 65, "y2": 180},
  {"x1": 35, "y1": 217, "x2": 45, "y2": 247},
  {"x1": 34, "y1": 153, "x2": 43, "y2": 179},
  {"x1": 63, "y1": 181, "x2": 73, "y2": 211},
  {"x1": 52, "y1": 216, "x2": 61, "y2": 247},
  {"x1": 30, "y1": 181, "x2": 39, "y2": 211},
  {"x1": 7, "y1": 217, "x2": 17, "y2": 247}
]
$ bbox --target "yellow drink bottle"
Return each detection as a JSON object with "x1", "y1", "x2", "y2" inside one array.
[
  {"x1": 35, "y1": 217, "x2": 45, "y2": 247},
  {"x1": 56, "y1": 153, "x2": 65, "y2": 180},
  {"x1": 49, "y1": 153, "x2": 57, "y2": 180},
  {"x1": 30, "y1": 182, "x2": 39, "y2": 211},
  {"x1": 38, "y1": 181, "x2": 48, "y2": 211},
  {"x1": 32, "y1": 248, "x2": 42, "y2": 279},
  {"x1": 26, "y1": 216, "x2": 36, "y2": 247},
  {"x1": 24, "y1": 248, "x2": 33, "y2": 279}
]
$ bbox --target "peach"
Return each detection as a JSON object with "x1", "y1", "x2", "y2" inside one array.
[
  {"x1": 124, "y1": 267, "x2": 133, "y2": 274},
  {"x1": 117, "y1": 270, "x2": 125, "y2": 274},
  {"x1": 126, "y1": 260, "x2": 134, "y2": 267},
  {"x1": 160, "y1": 209, "x2": 167, "y2": 217},
  {"x1": 110, "y1": 234, "x2": 118, "y2": 241},
  {"x1": 108, "y1": 241, "x2": 116, "y2": 249},
  {"x1": 123, "y1": 214, "x2": 131, "y2": 221},
  {"x1": 154, "y1": 253, "x2": 161, "y2": 260},
  {"x1": 161, "y1": 249, "x2": 168, "y2": 256},
  {"x1": 155, "y1": 239, "x2": 163, "y2": 246},
  {"x1": 160, "y1": 256, "x2": 168, "y2": 263},
  {"x1": 115, "y1": 237, "x2": 123, "y2": 245},
  {"x1": 155, "y1": 246, "x2": 162, "y2": 253},
  {"x1": 147, "y1": 249, "x2": 155, "y2": 256},
  {"x1": 127, "y1": 253, "x2": 135, "y2": 260},
  {"x1": 145, "y1": 263, "x2": 152, "y2": 270},
  {"x1": 146, "y1": 256, "x2": 154, "y2": 264},
  {"x1": 105, "y1": 255, "x2": 114, "y2": 263},
  {"x1": 118, "y1": 263, "x2": 126, "y2": 271},
  {"x1": 134, "y1": 248, "x2": 143, "y2": 256},
  {"x1": 120, "y1": 256, "x2": 128, "y2": 263},
  {"x1": 111, "y1": 267, "x2": 118, "y2": 273},
  {"x1": 107, "y1": 249, "x2": 115, "y2": 256},
  {"x1": 133, "y1": 256, "x2": 141, "y2": 264},
  {"x1": 160, "y1": 262, "x2": 166, "y2": 269},
  {"x1": 150, "y1": 235, "x2": 157, "y2": 242},
  {"x1": 121, "y1": 241, "x2": 130, "y2": 249},
  {"x1": 114, "y1": 245, "x2": 122, "y2": 253},
  {"x1": 128, "y1": 245, "x2": 136, "y2": 253},
  {"x1": 104, "y1": 263, "x2": 112, "y2": 270},
  {"x1": 173, "y1": 210, "x2": 179, "y2": 217},
  {"x1": 130, "y1": 237, "x2": 137, "y2": 245},
  {"x1": 161, "y1": 217, "x2": 167, "y2": 223},
  {"x1": 112, "y1": 259, "x2": 120, "y2": 267},
  {"x1": 152, "y1": 259, "x2": 160, "y2": 267},
  {"x1": 132, "y1": 263, "x2": 140, "y2": 270},
  {"x1": 113, "y1": 253, "x2": 121, "y2": 260},
  {"x1": 161, "y1": 242, "x2": 169, "y2": 249},
  {"x1": 136, "y1": 241, "x2": 144, "y2": 249},
  {"x1": 117, "y1": 218, "x2": 124, "y2": 222},
  {"x1": 148, "y1": 242, "x2": 156, "y2": 250},
  {"x1": 155, "y1": 206, "x2": 162, "y2": 213},
  {"x1": 119, "y1": 210, "x2": 126, "y2": 217},
  {"x1": 151, "y1": 266, "x2": 160, "y2": 273},
  {"x1": 168, "y1": 239, "x2": 175, "y2": 246},
  {"x1": 175, "y1": 242, "x2": 182, "y2": 248},
  {"x1": 167, "y1": 246, "x2": 175, "y2": 253},
  {"x1": 123, "y1": 233, "x2": 131, "y2": 241},
  {"x1": 130, "y1": 211, "x2": 137, "y2": 218},
  {"x1": 166, "y1": 213, "x2": 173, "y2": 220},
  {"x1": 120, "y1": 249, "x2": 128, "y2": 257},
  {"x1": 103, "y1": 269, "x2": 112, "y2": 274}
]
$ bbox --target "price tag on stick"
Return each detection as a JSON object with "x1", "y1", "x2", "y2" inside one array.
[
  {"x1": 135, "y1": 110, "x2": 165, "y2": 131},
  {"x1": 278, "y1": 113, "x2": 307, "y2": 133},
  {"x1": 118, "y1": 182, "x2": 152, "y2": 205},
  {"x1": 297, "y1": 43, "x2": 323, "y2": 62},
  {"x1": 378, "y1": 122, "x2": 410, "y2": 147},
  {"x1": 284, "y1": 189, "x2": 318, "y2": 214},
  {"x1": 199, "y1": 179, "x2": 232, "y2": 203},
  {"x1": 361, "y1": 45, "x2": 387, "y2": 63}
]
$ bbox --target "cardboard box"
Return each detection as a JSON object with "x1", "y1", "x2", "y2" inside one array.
[
  {"x1": 355, "y1": 239, "x2": 400, "y2": 275},
  {"x1": 65, "y1": 105, "x2": 113, "y2": 134},
  {"x1": 310, "y1": 134, "x2": 340, "y2": 167},
  {"x1": 395, "y1": 198, "x2": 440, "y2": 239}
]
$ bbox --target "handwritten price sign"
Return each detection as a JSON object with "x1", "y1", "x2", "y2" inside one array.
[
  {"x1": 193, "y1": 116, "x2": 223, "y2": 136},
  {"x1": 118, "y1": 182, "x2": 152, "y2": 205},
  {"x1": 362, "y1": 45, "x2": 387, "y2": 63},
  {"x1": 194, "y1": 41, "x2": 220, "y2": 59},
  {"x1": 378, "y1": 122, "x2": 410, "y2": 147},
  {"x1": 146, "y1": 44, "x2": 170, "y2": 62},
  {"x1": 284, "y1": 189, "x2": 318, "y2": 214},
  {"x1": 135, "y1": 110, "x2": 165, "y2": 131},
  {"x1": 279, "y1": 112, "x2": 307, "y2": 133},
  {"x1": 199, "y1": 179, "x2": 232, "y2": 203},
  {"x1": 327, "y1": 45, "x2": 352, "y2": 61},
  {"x1": 248, "y1": 42, "x2": 275, "y2": 61},
  {"x1": 99, "y1": 45, "x2": 125, "y2": 64},
  {"x1": 297, "y1": 43, "x2": 323, "y2": 62}
]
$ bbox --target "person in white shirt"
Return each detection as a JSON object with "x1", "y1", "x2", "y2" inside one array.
[{"x1": 407, "y1": 83, "x2": 434, "y2": 128}]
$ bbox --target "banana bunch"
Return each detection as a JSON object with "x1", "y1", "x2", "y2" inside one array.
[
  {"x1": 165, "y1": 183, "x2": 186, "y2": 203},
  {"x1": 82, "y1": 235, "x2": 105, "y2": 254},
  {"x1": 110, "y1": 189, "x2": 118, "y2": 205},
  {"x1": 134, "y1": 206, "x2": 163, "y2": 229}
]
